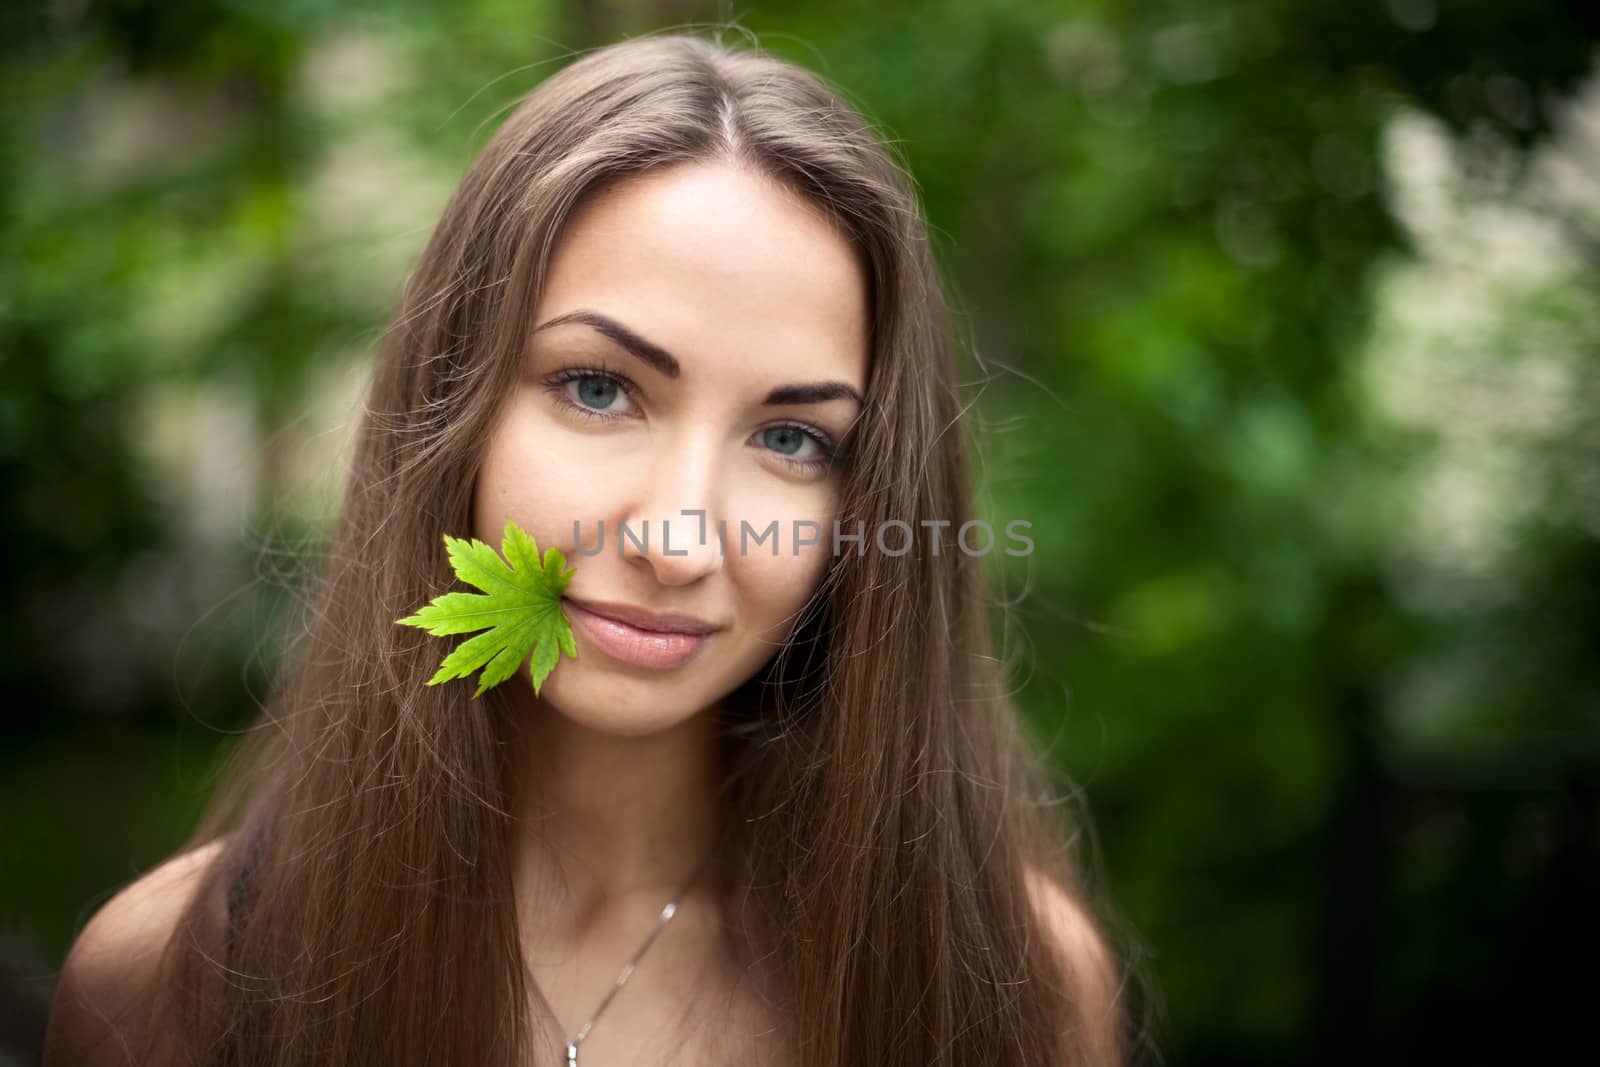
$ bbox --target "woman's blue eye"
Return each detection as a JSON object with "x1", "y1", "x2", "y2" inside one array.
[
  {"x1": 544, "y1": 370, "x2": 636, "y2": 418},
  {"x1": 761, "y1": 425, "x2": 841, "y2": 472},
  {"x1": 761, "y1": 426, "x2": 811, "y2": 457},
  {"x1": 572, "y1": 376, "x2": 621, "y2": 410}
]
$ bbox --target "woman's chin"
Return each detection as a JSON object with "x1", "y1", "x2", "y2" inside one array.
[{"x1": 533, "y1": 674, "x2": 714, "y2": 738}]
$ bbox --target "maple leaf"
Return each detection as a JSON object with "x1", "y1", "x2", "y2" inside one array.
[{"x1": 394, "y1": 518, "x2": 578, "y2": 698}]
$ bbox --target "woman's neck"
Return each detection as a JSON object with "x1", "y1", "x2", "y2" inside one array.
[{"x1": 504, "y1": 699, "x2": 728, "y2": 943}]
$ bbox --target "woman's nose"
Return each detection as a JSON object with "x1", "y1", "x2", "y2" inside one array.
[{"x1": 618, "y1": 440, "x2": 726, "y2": 587}]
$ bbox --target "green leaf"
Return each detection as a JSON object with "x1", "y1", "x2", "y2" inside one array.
[{"x1": 394, "y1": 518, "x2": 578, "y2": 698}]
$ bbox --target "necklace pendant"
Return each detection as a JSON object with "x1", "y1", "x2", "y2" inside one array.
[{"x1": 565, "y1": 1041, "x2": 578, "y2": 1065}]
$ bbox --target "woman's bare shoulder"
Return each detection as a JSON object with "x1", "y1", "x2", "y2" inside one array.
[
  {"x1": 44, "y1": 835, "x2": 232, "y2": 1067},
  {"x1": 1024, "y1": 863, "x2": 1126, "y2": 1066}
]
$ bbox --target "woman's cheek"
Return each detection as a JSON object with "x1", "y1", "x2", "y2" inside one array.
[
  {"x1": 724, "y1": 480, "x2": 836, "y2": 590},
  {"x1": 476, "y1": 404, "x2": 629, "y2": 554},
  {"x1": 733, "y1": 531, "x2": 832, "y2": 651}
]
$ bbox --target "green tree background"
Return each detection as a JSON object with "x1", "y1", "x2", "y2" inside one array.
[{"x1": 2, "y1": 1, "x2": 1596, "y2": 1063}]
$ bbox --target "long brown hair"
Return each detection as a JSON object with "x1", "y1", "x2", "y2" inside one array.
[{"x1": 153, "y1": 28, "x2": 1133, "y2": 1066}]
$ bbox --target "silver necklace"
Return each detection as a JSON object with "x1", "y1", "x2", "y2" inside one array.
[{"x1": 526, "y1": 839, "x2": 721, "y2": 1066}]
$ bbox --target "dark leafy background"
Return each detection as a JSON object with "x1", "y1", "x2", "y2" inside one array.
[{"x1": 3, "y1": 2, "x2": 1597, "y2": 1063}]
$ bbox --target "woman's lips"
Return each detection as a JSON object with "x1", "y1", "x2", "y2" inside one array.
[{"x1": 564, "y1": 598, "x2": 713, "y2": 669}]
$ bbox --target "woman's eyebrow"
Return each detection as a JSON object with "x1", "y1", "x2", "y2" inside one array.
[
  {"x1": 535, "y1": 309, "x2": 681, "y2": 378},
  {"x1": 532, "y1": 308, "x2": 864, "y2": 409},
  {"x1": 761, "y1": 382, "x2": 862, "y2": 408}
]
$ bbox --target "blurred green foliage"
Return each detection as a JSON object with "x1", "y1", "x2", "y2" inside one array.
[{"x1": 3, "y1": 1, "x2": 1597, "y2": 1064}]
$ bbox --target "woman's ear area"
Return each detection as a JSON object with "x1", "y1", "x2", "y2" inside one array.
[
  {"x1": 43, "y1": 837, "x2": 230, "y2": 1067},
  {"x1": 1026, "y1": 863, "x2": 1126, "y2": 1066}
]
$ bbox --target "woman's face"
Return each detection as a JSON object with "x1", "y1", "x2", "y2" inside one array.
[{"x1": 472, "y1": 160, "x2": 870, "y2": 737}]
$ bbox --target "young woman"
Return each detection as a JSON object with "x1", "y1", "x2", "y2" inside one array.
[{"x1": 45, "y1": 31, "x2": 1130, "y2": 1067}]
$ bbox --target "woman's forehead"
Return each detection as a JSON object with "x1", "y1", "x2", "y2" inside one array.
[{"x1": 532, "y1": 162, "x2": 870, "y2": 388}]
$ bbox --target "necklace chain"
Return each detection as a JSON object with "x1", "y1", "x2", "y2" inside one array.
[{"x1": 525, "y1": 838, "x2": 721, "y2": 1066}]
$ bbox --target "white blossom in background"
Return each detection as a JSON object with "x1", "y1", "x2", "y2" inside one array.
[
  {"x1": 1361, "y1": 60, "x2": 1600, "y2": 618},
  {"x1": 1359, "y1": 55, "x2": 1600, "y2": 754}
]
